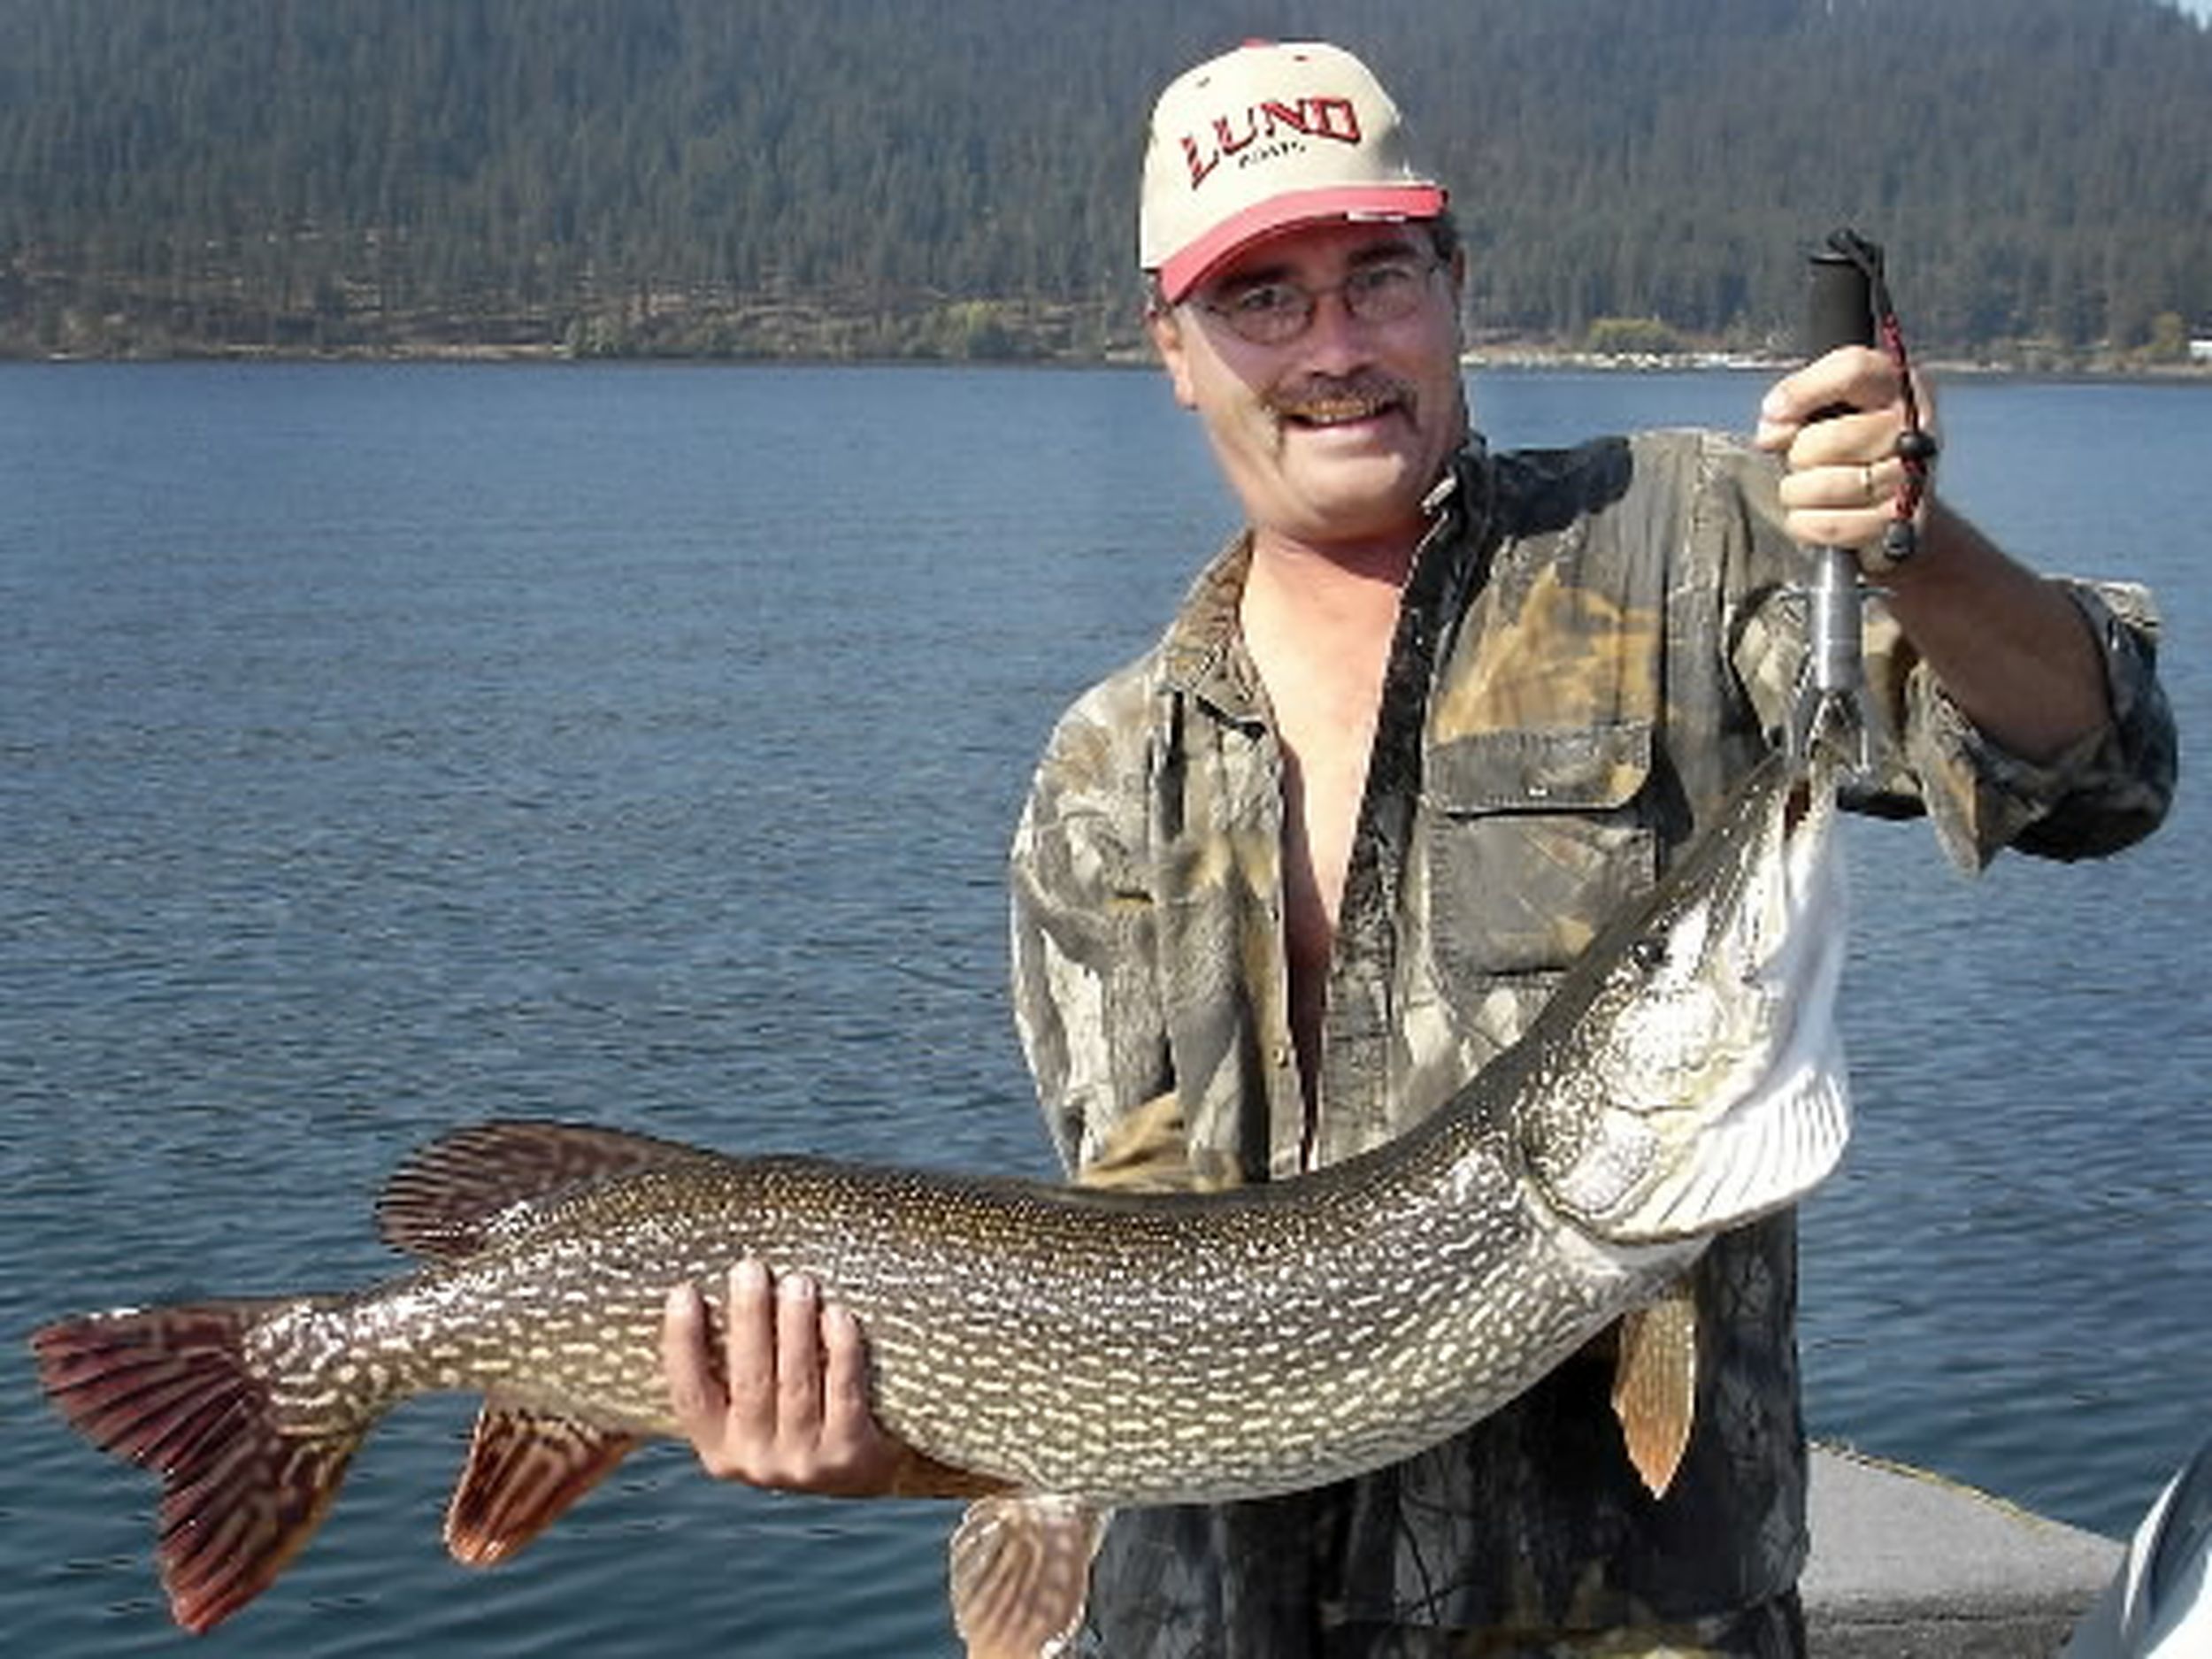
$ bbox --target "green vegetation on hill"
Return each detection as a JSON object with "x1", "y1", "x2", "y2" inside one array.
[{"x1": 2, "y1": 0, "x2": 2205, "y2": 361}]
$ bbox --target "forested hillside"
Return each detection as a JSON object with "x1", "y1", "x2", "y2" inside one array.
[{"x1": 3, "y1": 0, "x2": 2206, "y2": 361}]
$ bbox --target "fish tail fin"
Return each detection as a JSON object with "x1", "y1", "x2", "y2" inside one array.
[{"x1": 31, "y1": 1300, "x2": 365, "y2": 1633}]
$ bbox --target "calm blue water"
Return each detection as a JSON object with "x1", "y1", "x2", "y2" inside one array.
[{"x1": 2, "y1": 362, "x2": 2205, "y2": 1654}]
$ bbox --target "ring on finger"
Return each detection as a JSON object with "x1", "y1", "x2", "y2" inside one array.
[{"x1": 1861, "y1": 461, "x2": 1878, "y2": 504}]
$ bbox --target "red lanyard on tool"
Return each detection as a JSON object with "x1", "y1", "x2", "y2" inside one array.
[{"x1": 1820, "y1": 228, "x2": 1938, "y2": 563}]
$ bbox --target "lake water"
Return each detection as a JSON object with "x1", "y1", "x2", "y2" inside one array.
[{"x1": 2, "y1": 361, "x2": 2205, "y2": 1655}]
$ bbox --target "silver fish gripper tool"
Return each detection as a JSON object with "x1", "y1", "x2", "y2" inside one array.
[{"x1": 1787, "y1": 237, "x2": 1880, "y2": 774}]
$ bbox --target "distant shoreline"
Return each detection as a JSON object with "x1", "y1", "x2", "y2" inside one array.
[{"x1": 11, "y1": 343, "x2": 2208, "y2": 382}]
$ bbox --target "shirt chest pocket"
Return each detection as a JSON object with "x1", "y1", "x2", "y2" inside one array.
[{"x1": 1421, "y1": 720, "x2": 1658, "y2": 986}]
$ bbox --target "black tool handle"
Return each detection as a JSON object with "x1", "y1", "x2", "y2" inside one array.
[{"x1": 1806, "y1": 249, "x2": 1875, "y2": 357}]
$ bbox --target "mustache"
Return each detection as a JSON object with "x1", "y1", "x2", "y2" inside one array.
[{"x1": 1266, "y1": 371, "x2": 1416, "y2": 422}]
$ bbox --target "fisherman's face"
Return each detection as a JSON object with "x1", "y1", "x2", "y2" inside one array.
[{"x1": 1151, "y1": 221, "x2": 1469, "y2": 558}]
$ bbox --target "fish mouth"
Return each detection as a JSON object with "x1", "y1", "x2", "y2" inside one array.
[
  {"x1": 1526, "y1": 752, "x2": 1852, "y2": 1244},
  {"x1": 1613, "y1": 766, "x2": 1850, "y2": 1240}
]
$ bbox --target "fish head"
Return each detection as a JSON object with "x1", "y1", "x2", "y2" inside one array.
[{"x1": 1523, "y1": 749, "x2": 1850, "y2": 1244}]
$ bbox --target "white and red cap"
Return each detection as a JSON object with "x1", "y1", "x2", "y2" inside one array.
[{"x1": 1139, "y1": 41, "x2": 1448, "y2": 305}]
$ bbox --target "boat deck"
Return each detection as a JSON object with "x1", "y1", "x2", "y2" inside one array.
[{"x1": 1805, "y1": 1445, "x2": 2121, "y2": 1657}]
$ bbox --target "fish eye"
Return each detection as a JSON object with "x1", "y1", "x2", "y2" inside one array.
[{"x1": 1629, "y1": 934, "x2": 1670, "y2": 973}]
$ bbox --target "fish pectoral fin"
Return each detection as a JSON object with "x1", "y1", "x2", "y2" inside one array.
[
  {"x1": 444, "y1": 1400, "x2": 640, "y2": 1566},
  {"x1": 1610, "y1": 1280, "x2": 1699, "y2": 1499},
  {"x1": 948, "y1": 1493, "x2": 1107, "y2": 1659}
]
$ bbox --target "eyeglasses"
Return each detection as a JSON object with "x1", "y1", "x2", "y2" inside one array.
[{"x1": 1196, "y1": 255, "x2": 1442, "y2": 346}]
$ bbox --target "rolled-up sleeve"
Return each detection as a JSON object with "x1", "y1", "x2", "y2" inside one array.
[
  {"x1": 1892, "y1": 578, "x2": 2176, "y2": 866},
  {"x1": 1722, "y1": 438, "x2": 2176, "y2": 870}
]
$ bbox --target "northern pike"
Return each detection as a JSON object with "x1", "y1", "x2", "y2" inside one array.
[{"x1": 32, "y1": 749, "x2": 1850, "y2": 1653}]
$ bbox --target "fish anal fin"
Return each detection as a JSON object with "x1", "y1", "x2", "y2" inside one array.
[
  {"x1": 31, "y1": 1301, "x2": 364, "y2": 1633},
  {"x1": 378, "y1": 1121, "x2": 722, "y2": 1261},
  {"x1": 1611, "y1": 1280, "x2": 1699, "y2": 1499},
  {"x1": 949, "y1": 1494, "x2": 1106, "y2": 1659},
  {"x1": 444, "y1": 1400, "x2": 640, "y2": 1566}
]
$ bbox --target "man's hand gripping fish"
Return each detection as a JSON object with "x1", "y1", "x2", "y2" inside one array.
[{"x1": 32, "y1": 749, "x2": 1849, "y2": 1655}]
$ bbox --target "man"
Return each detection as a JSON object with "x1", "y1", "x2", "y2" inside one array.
[{"x1": 663, "y1": 39, "x2": 2175, "y2": 1658}]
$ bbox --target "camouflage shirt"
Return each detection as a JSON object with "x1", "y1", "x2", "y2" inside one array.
[{"x1": 1007, "y1": 429, "x2": 2174, "y2": 1651}]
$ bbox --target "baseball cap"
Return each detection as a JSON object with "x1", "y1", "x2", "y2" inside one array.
[{"x1": 1139, "y1": 41, "x2": 1448, "y2": 305}]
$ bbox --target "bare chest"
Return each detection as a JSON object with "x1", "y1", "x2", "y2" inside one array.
[{"x1": 1256, "y1": 649, "x2": 1389, "y2": 1097}]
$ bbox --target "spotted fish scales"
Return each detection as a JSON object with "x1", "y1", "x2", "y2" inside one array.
[{"x1": 33, "y1": 750, "x2": 1849, "y2": 1650}]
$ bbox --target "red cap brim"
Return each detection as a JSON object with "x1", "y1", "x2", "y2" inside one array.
[{"x1": 1156, "y1": 183, "x2": 1447, "y2": 303}]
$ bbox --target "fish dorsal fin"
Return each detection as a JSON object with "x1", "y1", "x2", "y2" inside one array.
[
  {"x1": 444, "y1": 1399, "x2": 640, "y2": 1566},
  {"x1": 949, "y1": 1494, "x2": 1107, "y2": 1659},
  {"x1": 377, "y1": 1121, "x2": 719, "y2": 1261},
  {"x1": 1610, "y1": 1277, "x2": 1699, "y2": 1498}
]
